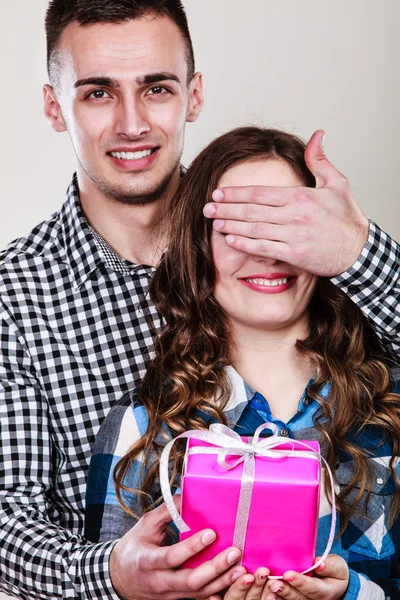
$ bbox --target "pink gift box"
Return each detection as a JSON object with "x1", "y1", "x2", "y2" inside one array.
[{"x1": 180, "y1": 436, "x2": 320, "y2": 576}]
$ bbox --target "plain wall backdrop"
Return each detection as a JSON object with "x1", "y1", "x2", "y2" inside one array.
[
  {"x1": 0, "y1": 1, "x2": 399, "y2": 597},
  {"x1": 0, "y1": 1, "x2": 399, "y2": 251}
]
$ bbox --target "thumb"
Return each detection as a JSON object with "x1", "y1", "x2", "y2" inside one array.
[
  {"x1": 154, "y1": 494, "x2": 181, "y2": 526},
  {"x1": 139, "y1": 495, "x2": 181, "y2": 538},
  {"x1": 304, "y1": 130, "x2": 345, "y2": 189},
  {"x1": 314, "y1": 555, "x2": 348, "y2": 580}
]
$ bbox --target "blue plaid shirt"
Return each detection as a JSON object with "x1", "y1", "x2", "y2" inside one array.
[{"x1": 86, "y1": 367, "x2": 400, "y2": 600}]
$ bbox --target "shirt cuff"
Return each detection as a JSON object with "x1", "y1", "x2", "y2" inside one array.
[
  {"x1": 72, "y1": 539, "x2": 121, "y2": 600},
  {"x1": 343, "y1": 568, "x2": 361, "y2": 600},
  {"x1": 343, "y1": 569, "x2": 386, "y2": 600},
  {"x1": 330, "y1": 220, "x2": 400, "y2": 298}
]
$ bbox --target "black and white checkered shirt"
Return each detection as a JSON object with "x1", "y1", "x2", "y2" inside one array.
[{"x1": 0, "y1": 175, "x2": 399, "y2": 599}]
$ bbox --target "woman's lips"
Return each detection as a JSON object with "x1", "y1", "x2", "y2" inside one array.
[{"x1": 239, "y1": 273, "x2": 297, "y2": 294}]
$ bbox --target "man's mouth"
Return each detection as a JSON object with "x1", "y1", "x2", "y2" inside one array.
[{"x1": 109, "y1": 148, "x2": 157, "y2": 161}]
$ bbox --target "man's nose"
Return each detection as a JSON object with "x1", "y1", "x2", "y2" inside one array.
[{"x1": 114, "y1": 98, "x2": 150, "y2": 138}]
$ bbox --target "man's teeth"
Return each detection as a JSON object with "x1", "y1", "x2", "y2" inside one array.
[
  {"x1": 110, "y1": 149, "x2": 153, "y2": 160},
  {"x1": 245, "y1": 278, "x2": 289, "y2": 287}
]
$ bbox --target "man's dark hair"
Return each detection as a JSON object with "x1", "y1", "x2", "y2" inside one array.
[{"x1": 45, "y1": 0, "x2": 195, "y2": 87}]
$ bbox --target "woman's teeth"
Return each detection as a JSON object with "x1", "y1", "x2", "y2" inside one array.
[
  {"x1": 245, "y1": 277, "x2": 289, "y2": 287},
  {"x1": 110, "y1": 149, "x2": 153, "y2": 160}
]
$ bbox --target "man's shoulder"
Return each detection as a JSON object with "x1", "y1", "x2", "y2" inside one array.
[
  {"x1": 0, "y1": 209, "x2": 62, "y2": 272},
  {"x1": 0, "y1": 209, "x2": 65, "y2": 308}
]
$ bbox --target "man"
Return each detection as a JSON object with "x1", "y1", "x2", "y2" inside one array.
[{"x1": 0, "y1": 1, "x2": 398, "y2": 599}]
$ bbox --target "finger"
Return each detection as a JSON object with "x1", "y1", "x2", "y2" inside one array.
[
  {"x1": 143, "y1": 495, "x2": 181, "y2": 528},
  {"x1": 304, "y1": 130, "x2": 347, "y2": 189},
  {"x1": 151, "y1": 527, "x2": 221, "y2": 569},
  {"x1": 172, "y1": 564, "x2": 247, "y2": 598},
  {"x1": 223, "y1": 573, "x2": 256, "y2": 600},
  {"x1": 211, "y1": 186, "x2": 292, "y2": 207},
  {"x1": 313, "y1": 554, "x2": 348, "y2": 581},
  {"x1": 184, "y1": 547, "x2": 243, "y2": 589},
  {"x1": 244, "y1": 568, "x2": 269, "y2": 600},
  {"x1": 282, "y1": 571, "x2": 326, "y2": 597},
  {"x1": 204, "y1": 202, "x2": 288, "y2": 224},
  {"x1": 223, "y1": 235, "x2": 290, "y2": 262},
  {"x1": 266, "y1": 579, "x2": 307, "y2": 600},
  {"x1": 213, "y1": 220, "x2": 288, "y2": 242}
]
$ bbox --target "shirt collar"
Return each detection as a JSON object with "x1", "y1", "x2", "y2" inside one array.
[
  {"x1": 58, "y1": 175, "x2": 156, "y2": 289},
  {"x1": 223, "y1": 366, "x2": 331, "y2": 426},
  {"x1": 58, "y1": 174, "x2": 104, "y2": 290}
]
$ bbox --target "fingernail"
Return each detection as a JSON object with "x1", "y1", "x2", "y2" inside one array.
[
  {"x1": 227, "y1": 550, "x2": 241, "y2": 564},
  {"x1": 259, "y1": 573, "x2": 268, "y2": 580},
  {"x1": 201, "y1": 530, "x2": 216, "y2": 545},
  {"x1": 203, "y1": 204, "x2": 216, "y2": 217},
  {"x1": 231, "y1": 572, "x2": 242, "y2": 582},
  {"x1": 225, "y1": 235, "x2": 235, "y2": 245},
  {"x1": 283, "y1": 574, "x2": 294, "y2": 582},
  {"x1": 212, "y1": 189, "x2": 224, "y2": 201},
  {"x1": 316, "y1": 562, "x2": 325, "y2": 572},
  {"x1": 213, "y1": 219, "x2": 225, "y2": 230},
  {"x1": 271, "y1": 584, "x2": 283, "y2": 593},
  {"x1": 321, "y1": 133, "x2": 326, "y2": 150}
]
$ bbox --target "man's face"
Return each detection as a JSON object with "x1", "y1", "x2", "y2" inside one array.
[{"x1": 44, "y1": 15, "x2": 203, "y2": 204}]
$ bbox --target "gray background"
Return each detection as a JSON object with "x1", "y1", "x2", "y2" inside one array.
[
  {"x1": 0, "y1": 0, "x2": 399, "y2": 250},
  {"x1": 0, "y1": 1, "x2": 399, "y2": 597}
]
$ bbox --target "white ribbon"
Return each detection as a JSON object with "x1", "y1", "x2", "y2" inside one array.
[{"x1": 159, "y1": 422, "x2": 336, "y2": 578}]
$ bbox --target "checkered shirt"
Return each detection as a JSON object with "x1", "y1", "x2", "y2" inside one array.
[
  {"x1": 0, "y1": 174, "x2": 399, "y2": 599},
  {"x1": 86, "y1": 367, "x2": 400, "y2": 600}
]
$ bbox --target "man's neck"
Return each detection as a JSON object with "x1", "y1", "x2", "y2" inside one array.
[{"x1": 77, "y1": 170, "x2": 180, "y2": 266}]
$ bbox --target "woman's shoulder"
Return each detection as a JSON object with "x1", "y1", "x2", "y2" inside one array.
[
  {"x1": 389, "y1": 366, "x2": 400, "y2": 393},
  {"x1": 91, "y1": 387, "x2": 149, "y2": 459}
]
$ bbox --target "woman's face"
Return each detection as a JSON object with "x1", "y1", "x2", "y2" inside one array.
[{"x1": 211, "y1": 158, "x2": 318, "y2": 335}]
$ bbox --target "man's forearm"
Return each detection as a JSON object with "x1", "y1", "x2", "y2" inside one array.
[
  {"x1": 331, "y1": 221, "x2": 400, "y2": 360},
  {"x1": 0, "y1": 496, "x2": 118, "y2": 600}
]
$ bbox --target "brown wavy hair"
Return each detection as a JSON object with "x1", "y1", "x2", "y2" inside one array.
[{"x1": 114, "y1": 126, "x2": 400, "y2": 533}]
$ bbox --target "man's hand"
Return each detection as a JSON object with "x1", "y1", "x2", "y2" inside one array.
[
  {"x1": 203, "y1": 130, "x2": 369, "y2": 277},
  {"x1": 109, "y1": 496, "x2": 245, "y2": 600},
  {"x1": 265, "y1": 555, "x2": 349, "y2": 600}
]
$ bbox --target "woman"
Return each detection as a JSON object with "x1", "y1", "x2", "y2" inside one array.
[{"x1": 85, "y1": 127, "x2": 400, "y2": 600}]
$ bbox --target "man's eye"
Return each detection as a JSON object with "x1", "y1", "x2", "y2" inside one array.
[
  {"x1": 147, "y1": 86, "x2": 169, "y2": 96},
  {"x1": 87, "y1": 90, "x2": 110, "y2": 100}
]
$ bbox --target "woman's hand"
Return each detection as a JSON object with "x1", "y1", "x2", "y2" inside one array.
[
  {"x1": 201, "y1": 568, "x2": 270, "y2": 600},
  {"x1": 264, "y1": 555, "x2": 349, "y2": 600}
]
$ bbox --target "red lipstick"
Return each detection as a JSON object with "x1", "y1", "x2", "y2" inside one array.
[{"x1": 239, "y1": 272, "x2": 297, "y2": 294}]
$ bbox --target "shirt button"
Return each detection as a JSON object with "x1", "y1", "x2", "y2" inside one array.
[
  {"x1": 303, "y1": 398, "x2": 309, "y2": 406},
  {"x1": 280, "y1": 428, "x2": 289, "y2": 437},
  {"x1": 348, "y1": 285, "x2": 359, "y2": 295},
  {"x1": 376, "y1": 477, "x2": 384, "y2": 485}
]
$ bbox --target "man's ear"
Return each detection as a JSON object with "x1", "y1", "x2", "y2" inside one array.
[
  {"x1": 186, "y1": 72, "x2": 204, "y2": 123},
  {"x1": 43, "y1": 84, "x2": 67, "y2": 132}
]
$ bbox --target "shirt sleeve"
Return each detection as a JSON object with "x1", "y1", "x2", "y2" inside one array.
[
  {"x1": 330, "y1": 221, "x2": 400, "y2": 360},
  {"x1": 0, "y1": 309, "x2": 119, "y2": 600},
  {"x1": 344, "y1": 567, "x2": 400, "y2": 600}
]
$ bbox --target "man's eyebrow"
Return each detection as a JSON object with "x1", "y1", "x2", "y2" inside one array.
[
  {"x1": 136, "y1": 72, "x2": 181, "y2": 85},
  {"x1": 74, "y1": 77, "x2": 120, "y2": 89}
]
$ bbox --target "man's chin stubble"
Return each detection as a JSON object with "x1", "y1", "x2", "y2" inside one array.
[{"x1": 88, "y1": 165, "x2": 178, "y2": 206}]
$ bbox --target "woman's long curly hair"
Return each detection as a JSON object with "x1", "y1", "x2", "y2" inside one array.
[{"x1": 114, "y1": 127, "x2": 400, "y2": 533}]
